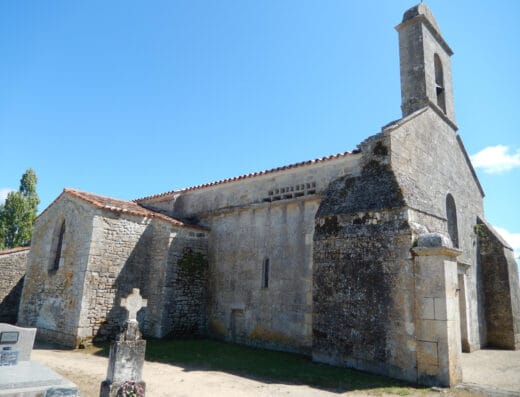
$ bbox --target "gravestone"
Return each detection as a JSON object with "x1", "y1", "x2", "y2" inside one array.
[
  {"x1": 0, "y1": 323, "x2": 36, "y2": 362},
  {"x1": 0, "y1": 323, "x2": 79, "y2": 397},
  {"x1": 100, "y1": 288, "x2": 147, "y2": 397}
]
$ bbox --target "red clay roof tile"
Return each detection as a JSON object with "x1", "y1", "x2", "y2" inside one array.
[
  {"x1": 39, "y1": 189, "x2": 207, "y2": 231},
  {"x1": 134, "y1": 149, "x2": 358, "y2": 202}
]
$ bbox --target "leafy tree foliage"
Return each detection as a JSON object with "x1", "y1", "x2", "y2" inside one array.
[{"x1": 0, "y1": 169, "x2": 40, "y2": 249}]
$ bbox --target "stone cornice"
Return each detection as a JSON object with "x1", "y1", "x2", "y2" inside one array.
[{"x1": 413, "y1": 246, "x2": 462, "y2": 258}]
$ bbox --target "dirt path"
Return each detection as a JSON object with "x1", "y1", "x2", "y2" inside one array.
[
  {"x1": 460, "y1": 350, "x2": 520, "y2": 394},
  {"x1": 32, "y1": 348, "x2": 498, "y2": 397},
  {"x1": 32, "y1": 348, "x2": 371, "y2": 397}
]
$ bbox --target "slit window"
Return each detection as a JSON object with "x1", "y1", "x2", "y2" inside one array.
[
  {"x1": 49, "y1": 220, "x2": 66, "y2": 272},
  {"x1": 261, "y1": 258, "x2": 269, "y2": 288},
  {"x1": 446, "y1": 194, "x2": 459, "y2": 248}
]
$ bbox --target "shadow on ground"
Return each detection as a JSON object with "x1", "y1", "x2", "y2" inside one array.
[{"x1": 83, "y1": 338, "x2": 427, "y2": 395}]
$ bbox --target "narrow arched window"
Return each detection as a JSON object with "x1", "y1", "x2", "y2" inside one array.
[
  {"x1": 261, "y1": 258, "x2": 269, "y2": 289},
  {"x1": 434, "y1": 54, "x2": 446, "y2": 114},
  {"x1": 49, "y1": 220, "x2": 66, "y2": 272},
  {"x1": 446, "y1": 194, "x2": 459, "y2": 248}
]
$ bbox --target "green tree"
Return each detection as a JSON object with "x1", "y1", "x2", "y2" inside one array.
[{"x1": 0, "y1": 168, "x2": 39, "y2": 249}]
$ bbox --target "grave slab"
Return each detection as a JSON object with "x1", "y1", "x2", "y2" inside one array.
[
  {"x1": 0, "y1": 323, "x2": 79, "y2": 397},
  {"x1": 0, "y1": 361, "x2": 79, "y2": 397}
]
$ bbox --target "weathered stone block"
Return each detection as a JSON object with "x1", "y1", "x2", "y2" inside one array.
[
  {"x1": 434, "y1": 298, "x2": 447, "y2": 321},
  {"x1": 419, "y1": 297, "x2": 435, "y2": 320},
  {"x1": 417, "y1": 340, "x2": 438, "y2": 366}
]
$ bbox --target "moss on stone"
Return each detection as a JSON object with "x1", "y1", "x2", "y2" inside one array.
[
  {"x1": 315, "y1": 216, "x2": 341, "y2": 235},
  {"x1": 373, "y1": 141, "x2": 389, "y2": 156},
  {"x1": 250, "y1": 326, "x2": 294, "y2": 345},
  {"x1": 178, "y1": 248, "x2": 208, "y2": 275},
  {"x1": 208, "y1": 318, "x2": 227, "y2": 338}
]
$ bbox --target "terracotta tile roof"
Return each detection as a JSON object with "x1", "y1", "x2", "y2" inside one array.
[
  {"x1": 40, "y1": 188, "x2": 207, "y2": 231},
  {"x1": 135, "y1": 149, "x2": 359, "y2": 202},
  {"x1": 0, "y1": 246, "x2": 31, "y2": 256}
]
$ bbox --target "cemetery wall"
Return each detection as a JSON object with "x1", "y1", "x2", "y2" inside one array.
[{"x1": 0, "y1": 247, "x2": 29, "y2": 323}]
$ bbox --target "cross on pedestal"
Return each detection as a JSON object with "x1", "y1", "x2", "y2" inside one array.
[
  {"x1": 120, "y1": 288, "x2": 147, "y2": 322},
  {"x1": 101, "y1": 287, "x2": 148, "y2": 396}
]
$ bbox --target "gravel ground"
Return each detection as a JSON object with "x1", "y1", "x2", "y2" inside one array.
[
  {"x1": 31, "y1": 347, "x2": 520, "y2": 397},
  {"x1": 31, "y1": 348, "x2": 376, "y2": 397},
  {"x1": 460, "y1": 350, "x2": 520, "y2": 395}
]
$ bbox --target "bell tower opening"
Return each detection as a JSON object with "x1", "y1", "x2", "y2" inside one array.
[{"x1": 434, "y1": 53, "x2": 446, "y2": 113}]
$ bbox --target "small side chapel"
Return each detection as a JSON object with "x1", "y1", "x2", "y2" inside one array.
[{"x1": 10, "y1": 3, "x2": 520, "y2": 387}]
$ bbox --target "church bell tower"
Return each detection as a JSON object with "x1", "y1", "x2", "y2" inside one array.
[{"x1": 396, "y1": 3, "x2": 457, "y2": 129}]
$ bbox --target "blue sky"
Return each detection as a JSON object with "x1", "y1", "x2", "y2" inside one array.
[{"x1": 1, "y1": 1, "x2": 519, "y2": 256}]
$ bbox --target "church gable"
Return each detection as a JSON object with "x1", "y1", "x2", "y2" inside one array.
[
  {"x1": 385, "y1": 107, "x2": 484, "y2": 216},
  {"x1": 18, "y1": 191, "x2": 96, "y2": 347}
]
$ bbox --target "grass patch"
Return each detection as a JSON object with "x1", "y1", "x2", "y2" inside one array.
[{"x1": 85, "y1": 338, "x2": 428, "y2": 394}]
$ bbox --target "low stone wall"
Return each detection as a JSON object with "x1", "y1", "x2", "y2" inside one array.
[{"x1": 0, "y1": 247, "x2": 29, "y2": 323}]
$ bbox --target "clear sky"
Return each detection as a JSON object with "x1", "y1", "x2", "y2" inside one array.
[{"x1": 1, "y1": 1, "x2": 519, "y2": 256}]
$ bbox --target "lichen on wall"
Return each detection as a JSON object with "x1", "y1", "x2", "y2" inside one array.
[
  {"x1": 161, "y1": 239, "x2": 208, "y2": 337},
  {"x1": 313, "y1": 137, "x2": 417, "y2": 382},
  {"x1": 83, "y1": 214, "x2": 208, "y2": 344}
]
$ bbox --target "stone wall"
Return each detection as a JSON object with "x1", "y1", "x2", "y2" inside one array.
[
  {"x1": 80, "y1": 213, "x2": 152, "y2": 343},
  {"x1": 19, "y1": 192, "x2": 209, "y2": 347},
  {"x1": 477, "y1": 219, "x2": 520, "y2": 350},
  {"x1": 161, "y1": 237, "x2": 208, "y2": 337},
  {"x1": 204, "y1": 198, "x2": 318, "y2": 354},
  {"x1": 412, "y1": 234, "x2": 462, "y2": 386},
  {"x1": 138, "y1": 146, "x2": 363, "y2": 354},
  {"x1": 0, "y1": 247, "x2": 29, "y2": 323},
  {"x1": 18, "y1": 195, "x2": 94, "y2": 347},
  {"x1": 135, "y1": 109, "x2": 388, "y2": 357},
  {"x1": 79, "y1": 212, "x2": 208, "y2": 345},
  {"x1": 313, "y1": 135, "x2": 418, "y2": 382},
  {"x1": 138, "y1": 152, "x2": 362, "y2": 221},
  {"x1": 388, "y1": 107, "x2": 485, "y2": 350}
]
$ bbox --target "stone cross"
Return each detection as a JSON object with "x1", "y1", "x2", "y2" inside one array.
[
  {"x1": 120, "y1": 288, "x2": 147, "y2": 322},
  {"x1": 100, "y1": 287, "x2": 147, "y2": 396}
]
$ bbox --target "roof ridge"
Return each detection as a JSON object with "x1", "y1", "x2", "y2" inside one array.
[
  {"x1": 40, "y1": 188, "x2": 207, "y2": 231},
  {"x1": 134, "y1": 149, "x2": 358, "y2": 202}
]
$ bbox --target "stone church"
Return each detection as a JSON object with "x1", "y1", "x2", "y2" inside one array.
[{"x1": 1, "y1": 3, "x2": 519, "y2": 387}]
